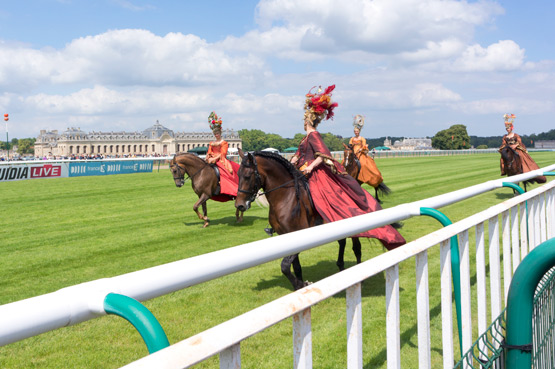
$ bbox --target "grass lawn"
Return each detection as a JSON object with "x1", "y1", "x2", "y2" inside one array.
[{"x1": 0, "y1": 152, "x2": 554, "y2": 368}]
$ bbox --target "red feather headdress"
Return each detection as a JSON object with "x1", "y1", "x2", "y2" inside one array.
[
  {"x1": 304, "y1": 85, "x2": 338, "y2": 121},
  {"x1": 503, "y1": 113, "x2": 516, "y2": 126}
]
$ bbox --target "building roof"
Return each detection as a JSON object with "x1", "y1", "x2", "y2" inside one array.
[{"x1": 142, "y1": 120, "x2": 174, "y2": 138}]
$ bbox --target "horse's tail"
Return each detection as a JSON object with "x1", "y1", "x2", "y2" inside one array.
[
  {"x1": 376, "y1": 182, "x2": 392, "y2": 197},
  {"x1": 254, "y1": 190, "x2": 269, "y2": 208}
]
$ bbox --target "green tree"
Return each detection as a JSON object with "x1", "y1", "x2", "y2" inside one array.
[
  {"x1": 432, "y1": 124, "x2": 471, "y2": 150},
  {"x1": 17, "y1": 138, "x2": 35, "y2": 155},
  {"x1": 320, "y1": 132, "x2": 345, "y2": 151},
  {"x1": 238, "y1": 129, "x2": 268, "y2": 151}
]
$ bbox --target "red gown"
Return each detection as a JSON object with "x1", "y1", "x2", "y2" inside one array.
[
  {"x1": 499, "y1": 134, "x2": 547, "y2": 183},
  {"x1": 294, "y1": 131, "x2": 405, "y2": 250},
  {"x1": 206, "y1": 140, "x2": 240, "y2": 202}
]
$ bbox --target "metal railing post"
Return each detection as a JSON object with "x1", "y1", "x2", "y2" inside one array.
[
  {"x1": 419, "y1": 207, "x2": 463, "y2": 356},
  {"x1": 104, "y1": 293, "x2": 169, "y2": 354}
]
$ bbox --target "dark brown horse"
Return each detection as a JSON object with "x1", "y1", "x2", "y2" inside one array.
[
  {"x1": 499, "y1": 146, "x2": 537, "y2": 193},
  {"x1": 234, "y1": 150, "x2": 363, "y2": 290},
  {"x1": 170, "y1": 153, "x2": 243, "y2": 227},
  {"x1": 342, "y1": 144, "x2": 391, "y2": 203}
]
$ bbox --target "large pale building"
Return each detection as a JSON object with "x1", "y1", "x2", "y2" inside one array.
[
  {"x1": 384, "y1": 137, "x2": 433, "y2": 150},
  {"x1": 34, "y1": 121, "x2": 242, "y2": 158}
]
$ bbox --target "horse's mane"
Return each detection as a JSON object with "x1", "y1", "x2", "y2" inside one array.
[
  {"x1": 251, "y1": 151, "x2": 307, "y2": 185},
  {"x1": 248, "y1": 151, "x2": 308, "y2": 219}
]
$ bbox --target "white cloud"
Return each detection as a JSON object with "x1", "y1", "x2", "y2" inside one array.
[
  {"x1": 0, "y1": 29, "x2": 267, "y2": 89},
  {"x1": 451, "y1": 40, "x2": 525, "y2": 72}
]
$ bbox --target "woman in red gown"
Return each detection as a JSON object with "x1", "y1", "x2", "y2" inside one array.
[
  {"x1": 291, "y1": 85, "x2": 405, "y2": 250},
  {"x1": 499, "y1": 113, "x2": 546, "y2": 183},
  {"x1": 205, "y1": 112, "x2": 241, "y2": 201}
]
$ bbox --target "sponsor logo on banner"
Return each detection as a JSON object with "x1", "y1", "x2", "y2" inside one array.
[
  {"x1": 31, "y1": 164, "x2": 62, "y2": 178},
  {"x1": 0, "y1": 164, "x2": 65, "y2": 181}
]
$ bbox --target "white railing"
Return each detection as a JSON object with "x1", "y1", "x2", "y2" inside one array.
[{"x1": 0, "y1": 165, "x2": 554, "y2": 368}]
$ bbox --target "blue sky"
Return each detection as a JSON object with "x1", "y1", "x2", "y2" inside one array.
[{"x1": 1, "y1": 0, "x2": 554, "y2": 140}]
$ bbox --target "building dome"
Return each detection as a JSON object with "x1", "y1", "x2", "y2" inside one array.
[{"x1": 142, "y1": 120, "x2": 174, "y2": 138}]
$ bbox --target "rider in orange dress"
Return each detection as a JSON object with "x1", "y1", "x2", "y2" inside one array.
[
  {"x1": 499, "y1": 113, "x2": 546, "y2": 183},
  {"x1": 205, "y1": 112, "x2": 241, "y2": 201},
  {"x1": 347, "y1": 115, "x2": 383, "y2": 188},
  {"x1": 291, "y1": 85, "x2": 405, "y2": 250}
]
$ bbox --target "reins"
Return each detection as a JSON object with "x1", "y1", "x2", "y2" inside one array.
[{"x1": 171, "y1": 154, "x2": 209, "y2": 183}]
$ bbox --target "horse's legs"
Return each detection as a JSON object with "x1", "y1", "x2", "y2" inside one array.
[
  {"x1": 374, "y1": 188, "x2": 382, "y2": 203},
  {"x1": 235, "y1": 208, "x2": 244, "y2": 223},
  {"x1": 352, "y1": 237, "x2": 362, "y2": 264},
  {"x1": 281, "y1": 254, "x2": 306, "y2": 290},
  {"x1": 337, "y1": 239, "x2": 346, "y2": 271},
  {"x1": 192, "y1": 194, "x2": 210, "y2": 227}
]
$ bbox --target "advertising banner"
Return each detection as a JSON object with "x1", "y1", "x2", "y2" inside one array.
[
  {"x1": 0, "y1": 160, "x2": 154, "y2": 182},
  {"x1": 68, "y1": 160, "x2": 153, "y2": 177},
  {"x1": 0, "y1": 163, "x2": 69, "y2": 182}
]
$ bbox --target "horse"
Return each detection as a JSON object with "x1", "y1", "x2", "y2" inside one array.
[
  {"x1": 342, "y1": 144, "x2": 391, "y2": 203},
  {"x1": 170, "y1": 153, "x2": 243, "y2": 227},
  {"x1": 234, "y1": 150, "x2": 365, "y2": 290},
  {"x1": 499, "y1": 145, "x2": 543, "y2": 193}
]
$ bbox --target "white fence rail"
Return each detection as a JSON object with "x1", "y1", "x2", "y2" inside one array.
[{"x1": 0, "y1": 165, "x2": 554, "y2": 368}]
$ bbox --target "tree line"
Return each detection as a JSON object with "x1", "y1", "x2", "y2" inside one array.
[
  {"x1": 7, "y1": 126, "x2": 554, "y2": 155},
  {"x1": 0, "y1": 138, "x2": 36, "y2": 155}
]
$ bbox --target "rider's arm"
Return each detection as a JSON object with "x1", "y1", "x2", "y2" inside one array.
[{"x1": 302, "y1": 156, "x2": 323, "y2": 175}]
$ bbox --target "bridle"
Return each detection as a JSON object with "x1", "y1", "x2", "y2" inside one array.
[
  {"x1": 170, "y1": 155, "x2": 208, "y2": 183},
  {"x1": 237, "y1": 154, "x2": 298, "y2": 204}
]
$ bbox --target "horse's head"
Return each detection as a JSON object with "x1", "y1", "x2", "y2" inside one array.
[
  {"x1": 235, "y1": 152, "x2": 261, "y2": 212},
  {"x1": 169, "y1": 155, "x2": 185, "y2": 187},
  {"x1": 342, "y1": 143, "x2": 354, "y2": 169},
  {"x1": 500, "y1": 146, "x2": 522, "y2": 176}
]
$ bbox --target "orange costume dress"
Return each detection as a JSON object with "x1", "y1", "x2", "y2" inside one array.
[
  {"x1": 348, "y1": 135, "x2": 383, "y2": 188},
  {"x1": 499, "y1": 133, "x2": 546, "y2": 183},
  {"x1": 206, "y1": 140, "x2": 241, "y2": 202}
]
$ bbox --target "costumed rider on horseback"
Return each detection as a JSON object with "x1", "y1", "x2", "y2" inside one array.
[
  {"x1": 347, "y1": 114, "x2": 383, "y2": 188},
  {"x1": 499, "y1": 113, "x2": 546, "y2": 183},
  {"x1": 290, "y1": 85, "x2": 405, "y2": 250},
  {"x1": 205, "y1": 112, "x2": 241, "y2": 201}
]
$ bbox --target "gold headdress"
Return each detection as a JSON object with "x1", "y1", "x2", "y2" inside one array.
[
  {"x1": 353, "y1": 114, "x2": 365, "y2": 131},
  {"x1": 208, "y1": 111, "x2": 222, "y2": 132},
  {"x1": 304, "y1": 85, "x2": 338, "y2": 126},
  {"x1": 503, "y1": 113, "x2": 515, "y2": 126}
]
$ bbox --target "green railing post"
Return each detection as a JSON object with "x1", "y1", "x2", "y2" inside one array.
[
  {"x1": 104, "y1": 293, "x2": 170, "y2": 354},
  {"x1": 502, "y1": 182, "x2": 525, "y2": 195},
  {"x1": 506, "y1": 238, "x2": 555, "y2": 369},
  {"x1": 544, "y1": 172, "x2": 555, "y2": 176},
  {"x1": 419, "y1": 207, "x2": 463, "y2": 357}
]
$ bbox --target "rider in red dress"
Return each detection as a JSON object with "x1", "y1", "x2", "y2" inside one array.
[
  {"x1": 291, "y1": 85, "x2": 405, "y2": 250},
  {"x1": 205, "y1": 112, "x2": 241, "y2": 201},
  {"x1": 499, "y1": 113, "x2": 546, "y2": 183}
]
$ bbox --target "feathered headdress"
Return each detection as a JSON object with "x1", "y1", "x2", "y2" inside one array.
[
  {"x1": 353, "y1": 114, "x2": 365, "y2": 131},
  {"x1": 304, "y1": 85, "x2": 339, "y2": 123},
  {"x1": 503, "y1": 113, "x2": 516, "y2": 126},
  {"x1": 208, "y1": 111, "x2": 222, "y2": 131}
]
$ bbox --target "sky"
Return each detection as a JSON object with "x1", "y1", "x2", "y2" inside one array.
[{"x1": 1, "y1": 0, "x2": 554, "y2": 140}]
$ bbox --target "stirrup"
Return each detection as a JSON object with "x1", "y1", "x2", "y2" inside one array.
[{"x1": 264, "y1": 227, "x2": 275, "y2": 236}]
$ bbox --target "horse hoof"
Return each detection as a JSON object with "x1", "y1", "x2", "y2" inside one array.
[{"x1": 203, "y1": 222, "x2": 209, "y2": 228}]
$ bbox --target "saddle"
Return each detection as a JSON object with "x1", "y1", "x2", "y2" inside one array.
[{"x1": 209, "y1": 164, "x2": 221, "y2": 196}]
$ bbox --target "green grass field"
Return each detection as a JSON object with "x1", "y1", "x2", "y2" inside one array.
[{"x1": 1, "y1": 152, "x2": 554, "y2": 368}]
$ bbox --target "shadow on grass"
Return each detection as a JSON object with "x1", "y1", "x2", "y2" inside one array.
[
  {"x1": 182, "y1": 215, "x2": 264, "y2": 227},
  {"x1": 495, "y1": 192, "x2": 516, "y2": 200},
  {"x1": 253, "y1": 259, "x2": 394, "y2": 298}
]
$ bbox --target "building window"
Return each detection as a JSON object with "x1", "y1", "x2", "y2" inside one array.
[
  {"x1": 83, "y1": 146, "x2": 87, "y2": 153},
  {"x1": 110, "y1": 145, "x2": 113, "y2": 153},
  {"x1": 69, "y1": 146, "x2": 73, "y2": 154},
  {"x1": 152, "y1": 144, "x2": 155, "y2": 152}
]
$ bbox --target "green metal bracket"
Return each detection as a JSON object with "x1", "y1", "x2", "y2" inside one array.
[
  {"x1": 506, "y1": 238, "x2": 555, "y2": 369},
  {"x1": 104, "y1": 293, "x2": 170, "y2": 354},
  {"x1": 419, "y1": 207, "x2": 463, "y2": 357},
  {"x1": 502, "y1": 182, "x2": 525, "y2": 195}
]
